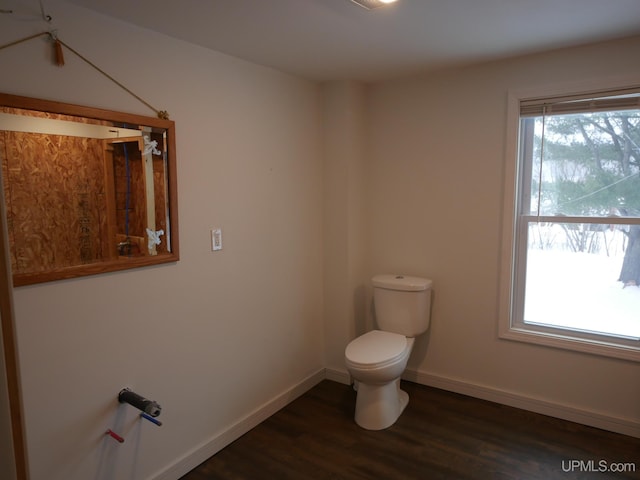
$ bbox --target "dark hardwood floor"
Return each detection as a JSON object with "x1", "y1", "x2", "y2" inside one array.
[{"x1": 180, "y1": 380, "x2": 639, "y2": 480}]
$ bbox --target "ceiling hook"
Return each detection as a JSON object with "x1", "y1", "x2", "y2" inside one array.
[{"x1": 39, "y1": 0, "x2": 52, "y2": 22}]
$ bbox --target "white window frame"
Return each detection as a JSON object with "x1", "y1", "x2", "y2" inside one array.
[{"x1": 499, "y1": 77, "x2": 640, "y2": 363}]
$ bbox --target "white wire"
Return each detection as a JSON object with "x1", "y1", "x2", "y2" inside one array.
[
  {"x1": 536, "y1": 107, "x2": 546, "y2": 220},
  {"x1": 39, "y1": 0, "x2": 51, "y2": 22}
]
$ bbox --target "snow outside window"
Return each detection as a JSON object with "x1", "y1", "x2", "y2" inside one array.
[{"x1": 500, "y1": 84, "x2": 640, "y2": 362}]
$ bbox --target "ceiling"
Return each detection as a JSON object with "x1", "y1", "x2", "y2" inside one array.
[{"x1": 65, "y1": 0, "x2": 640, "y2": 82}]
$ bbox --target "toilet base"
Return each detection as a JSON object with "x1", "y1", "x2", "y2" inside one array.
[{"x1": 353, "y1": 378, "x2": 409, "y2": 430}]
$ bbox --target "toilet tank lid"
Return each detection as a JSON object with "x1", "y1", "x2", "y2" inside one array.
[{"x1": 372, "y1": 274, "x2": 432, "y2": 291}]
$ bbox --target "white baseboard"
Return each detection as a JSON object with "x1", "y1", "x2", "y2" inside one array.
[
  {"x1": 150, "y1": 368, "x2": 325, "y2": 480},
  {"x1": 324, "y1": 367, "x2": 351, "y2": 385},
  {"x1": 402, "y1": 369, "x2": 640, "y2": 439}
]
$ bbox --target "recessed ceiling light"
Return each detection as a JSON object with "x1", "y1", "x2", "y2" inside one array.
[{"x1": 349, "y1": 0, "x2": 398, "y2": 10}]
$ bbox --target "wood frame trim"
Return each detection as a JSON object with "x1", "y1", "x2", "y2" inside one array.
[
  {"x1": 0, "y1": 92, "x2": 180, "y2": 286},
  {"x1": 0, "y1": 160, "x2": 28, "y2": 478}
]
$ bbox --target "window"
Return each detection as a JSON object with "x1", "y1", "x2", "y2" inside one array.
[{"x1": 500, "y1": 84, "x2": 640, "y2": 361}]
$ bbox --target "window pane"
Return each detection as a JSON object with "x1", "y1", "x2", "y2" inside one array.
[
  {"x1": 526, "y1": 111, "x2": 640, "y2": 217},
  {"x1": 523, "y1": 222, "x2": 640, "y2": 338}
]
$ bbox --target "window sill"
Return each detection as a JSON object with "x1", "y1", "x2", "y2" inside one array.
[{"x1": 499, "y1": 324, "x2": 640, "y2": 363}]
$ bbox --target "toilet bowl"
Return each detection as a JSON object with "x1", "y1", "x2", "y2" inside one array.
[
  {"x1": 345, "y1": 330, "x2": 415, "y2": 430},
  {"x1": 344, "y1": 274, "x2": 432, "y2": 430}
]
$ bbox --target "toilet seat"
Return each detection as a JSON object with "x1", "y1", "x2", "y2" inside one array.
[{"x1": 345, "y1": 330, "x2": 410, "y2": 369}]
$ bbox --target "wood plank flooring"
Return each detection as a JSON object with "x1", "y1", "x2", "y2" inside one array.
[{"x1": 179, "y1": 380, "x2": 639, "y2": 480}]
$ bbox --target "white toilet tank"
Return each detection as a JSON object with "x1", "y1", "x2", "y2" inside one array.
[{"x1": 372, "y1": 274, "x2": 432, "y2": 337}]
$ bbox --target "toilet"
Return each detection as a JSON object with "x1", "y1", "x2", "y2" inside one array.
[{"x1": 345, "y1": 274, "x2": 432, "y2": 430}]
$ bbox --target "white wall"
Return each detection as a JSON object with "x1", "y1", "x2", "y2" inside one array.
[
  {"x1": 0, "y1": 2, "x2": 324, "y2": 479},
  {"x1": 322, "y1": 82, "x2": 369, "y2": 381},
  {"x1": 362, "y1": 36, "x2": 640, "y2": 432}
]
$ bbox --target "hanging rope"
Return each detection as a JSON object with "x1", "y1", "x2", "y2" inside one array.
[
  {"x1": 0, "y1": 31, "x2": 169, "y2": 119},
  {"x1": 0, "y1": 31, "x2": 49, "y2": 52},
  {"x1": 55, "y1": 37, "x2": 169, "y2": 119}
]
